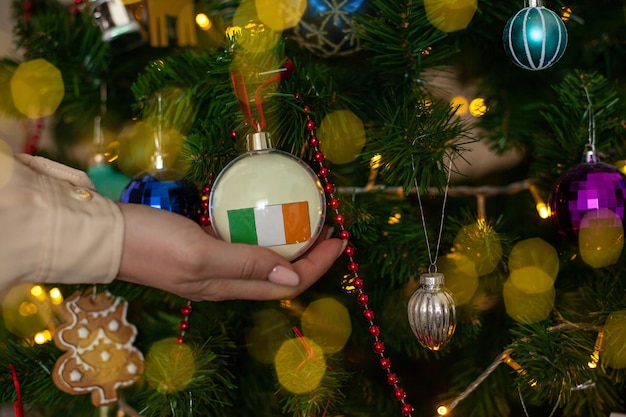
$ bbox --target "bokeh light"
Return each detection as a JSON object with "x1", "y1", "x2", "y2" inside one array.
[
  {"x1": 503, "y1": 278, "x2": 555, "y2": 324},
  {"x1": 2, "y1": 283, "x2": 53, "y2": 338},
  {"x1": 301, "y1": 298, "x2": 352, "y2": 354},
  {"x1": 453, "y1": 220, "x2": 502, "y2": 276},
  {"x1": 318, "y1": 109, "x2": 366, "y2": 164},
  {"x1": 195, "y1": 13, "x2": 212, "y2": 31},
  {"x1": 48, "y1": 287, "x2": 64, "y2": 305},
  {"x1": 509, "y1": 266, "x2": 554, "y2": 293},
  {"x1": 469, "y1": 97, "x2": 488, "y2": 117},
  {"x1": 11, "y1": 58, "x2": 64, "y2": 119},
  {"x1": 601, "y1": 310, "x2": 626, "y2": 369},
  {"x1": 436, "y1": 253, "x2": 478, "y2": 306},
  {"x1": 245, "y1": 309, "x2": 291, "y2": 363},
  {"x1": 450, "y1": 96, "x2": 468, "y2": 115},
  {"x1": 255, "y1": 0, "x2": 306, "y2": 31},
  {"x1": 116, "y1": 122, "x2": 186, "y2": 176},
  {"x1": 0, "y1": 139, "x2": 16, "y2": 190},
  {"x1": 275, "y1": 336, "x2": 326, "y2": 394},
  {"x1": 232, "y1": 1, "x2": 281, "y2": 53},
  {"x1": 144, "y1": 337, "x2": 196, "y2": 393},
  {"x1": 34, "y1": 330, "x2": 52, "y2": 344},
  {"x1": 424, "y1": 0, "x2": 477, "y2": 33},
  {"x1": 508, "y1": 237, "x2": 559, "y2": 280},
  {"x1": 578, "y1": 208, "x2": 624, "y2": 268}
]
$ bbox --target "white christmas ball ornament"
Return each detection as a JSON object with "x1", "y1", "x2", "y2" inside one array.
[{"x1": 210, "y1": 132, "x2": 326, "y2": 261}]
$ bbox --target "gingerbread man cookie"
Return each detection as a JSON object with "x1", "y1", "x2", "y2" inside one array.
[{"x1": 52, "y1": 290, "x2": 144, "y2": 406}]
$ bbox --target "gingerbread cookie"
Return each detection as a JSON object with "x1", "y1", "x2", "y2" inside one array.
[{"x1": 52, "y1": 290, "x2": 144, "y2": 406}]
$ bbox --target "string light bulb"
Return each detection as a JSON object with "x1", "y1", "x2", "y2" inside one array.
[
  {"x1": 437, "y1": 405, "x2": 449, "y2": 415},
  {"x1": 588, "y1": 330, "x2": 603, "y2": 368}
]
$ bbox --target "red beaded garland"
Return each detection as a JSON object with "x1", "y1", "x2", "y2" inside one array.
[
  {"x1": 313, "y1": 151, "x2": 325, "y2": 163},
  {"x1": 353, "y1": 276, "x2": 363, "y2": 289},
  {"x1": 176, "y1": 336, "x2": 185, "y2": 344},
  {"x1": 380, "y1": 357, "x2": 391, "y2": 369},
  {"x1": 394, "y1": 387, "x2": 407, "y2": 400},
  {"x1": 401, "y1": 403, "x2": 415, "y2": 416},
  {"x1": 357, "y1": 293, "x2": 368, "y2": 305},
  {"x1": 179, "y1": 320, "x2": 190, "y2": 331},
  {"x1": 181, "y1": 305, "x2": 193, "y2": 315},
  {"x1": 296, "y1": 93, "x2": 412, "y2": 416},
  {"x1": 387, "y1": 373, "x2": 399, "y2": 385}
]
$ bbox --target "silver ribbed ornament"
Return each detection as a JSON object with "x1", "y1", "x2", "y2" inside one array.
[{"x1": 407, "y1": 272, "x2": 457, "y2": 351}]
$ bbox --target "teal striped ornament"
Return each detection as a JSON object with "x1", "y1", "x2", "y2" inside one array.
[{"x1": 503, "y1": 3, "x2": 567, "y2": 70}]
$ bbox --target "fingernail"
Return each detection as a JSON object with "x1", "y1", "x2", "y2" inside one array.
[
  {"x1": 338, "y1": 239, "x2": 349, "y2": 257},
  {"x1": 325, "y1": 226, "x2": 335, "y2": 240},
  {"x1": 268, "y1": 266, "x2": 300, "y2": 286}
]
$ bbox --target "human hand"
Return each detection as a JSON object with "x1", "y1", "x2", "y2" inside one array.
[{"x1": 117, "y1": 203, "x2": 345, "y2": 301}]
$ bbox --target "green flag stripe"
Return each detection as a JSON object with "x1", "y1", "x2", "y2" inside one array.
[{"x1": 228, "y1": 208, "x2": 258, "y2": 245}]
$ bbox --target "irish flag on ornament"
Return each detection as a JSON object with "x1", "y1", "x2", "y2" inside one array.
[{"x1": 228, "y1": 201, "x2": 311, "y2": 246}]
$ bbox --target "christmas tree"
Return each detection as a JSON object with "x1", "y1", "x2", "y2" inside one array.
[{"x1": 1, "y1": 0, "x2": 626, "y2": 416}]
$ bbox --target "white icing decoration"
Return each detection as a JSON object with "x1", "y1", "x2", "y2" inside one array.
[
  {"x1": 69, "y1": 369, "x2": 82, "y2": 382},
  {"x1": 100, "y1": 350, "x2": 111, "y2": 362},
  {"x1": 77, "y1": 326, "x2": 89, "y2": 339},
  {"x1": 127, "y1": 363, "x2": 138, "y2": 374},
  {"x1": 108, "y1": 319, "x2": 120, "y2": 332}
]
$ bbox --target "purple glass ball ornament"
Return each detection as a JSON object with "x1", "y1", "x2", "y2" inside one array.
[{"x1": 549, "y1": 154, "x2": 626, "y2": 245}]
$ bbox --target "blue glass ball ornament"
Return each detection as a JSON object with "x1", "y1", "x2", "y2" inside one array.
[
  {"x1": 549, "y1": 161, "x2": 626, "y2": 245},
  {"x1": 119, "y1": 169, "x2": 201, "y2": 221},
  {"x1": 502, "y1": 3, "x2": 567, "y2": 70},
  {"x1": 288, "y1": 0, "x2": 367, "y2": 58}
]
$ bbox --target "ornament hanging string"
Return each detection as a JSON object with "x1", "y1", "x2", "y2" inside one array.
[
  {"x1": 411, "y1": 152, "x2": 454, "y2": 272},
  {"x1": 582, "y1": 85, "x2": 598, "y2": 161},
  {"x1": 229, "y1": 58, "x2": 295, "y2": 131},
  {"x1": 10, "y1": 363, "x2": 24, "y2": 417}
]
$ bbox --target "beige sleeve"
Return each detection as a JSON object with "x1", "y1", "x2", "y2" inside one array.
[{"x1": 0, "y1": 152, "x2": 124, "y2": 291}]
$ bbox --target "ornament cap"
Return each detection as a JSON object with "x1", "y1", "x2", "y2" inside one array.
[
  {"x1": 419, "y1": 272, "x2": 445, "y2": 288},
  {"x1": 582, "y1": 145, "x2": 600, "y2": 164},
  {"x1": 246, "y1": 131, "x2": 273, "y2": 151},
  {"x1": 525, "y1": 0, "x2": 543, "y2": 7}
]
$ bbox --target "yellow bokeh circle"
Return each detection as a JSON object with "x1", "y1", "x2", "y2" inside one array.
[
  {"x1": 318, "y1": 110, "x2": 366, "y2": 164},
  {"x1": 453, "y1": 221, "x2": 502, "y2": 276},
  {"x1": 436, "y1": 253, "x2": 478, "y2": 306},
  {"x1": 2, "y1": 283, "x2": 52, "y2": 338},
  {"x1": 424, "y1": 0, "x2": 478, "y2": 33},
  {"x1": 601, "y1": 310, "x2": 626, "y2": 369},
  {"x1": 578, "y1": 209, "x2": 624, "y2": 269},
  {"x1": 11, "y1": 59, "x2": 64, "y2": 119},
  {"x1": 503, "y1": 279, "x2": 555, "y2": 324},
  {"x1": 301, "y1": 298, "x2": 352, "y2": 354},
  {"x1": 275, "y1": 336, "x2": 326, "y2": 394},
  {"x1": 509, "y1": 266, "x2": 554, "y2": 294},
  {"x1": 255, "y1": 0, "x2": 306, "y2": 31},
  {"x1": 144, "y1": 337, "x2": 196, "y2": 394},
  {"x1": 508, "y1": 237, "x2": 559, "y2": 280}
]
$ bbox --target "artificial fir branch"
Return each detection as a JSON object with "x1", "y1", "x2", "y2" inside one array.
[{"x1": 362, "y1": 93, "x2": 474, "y2": 194}]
